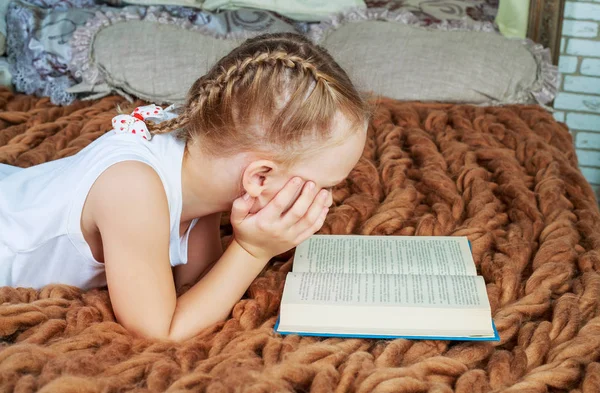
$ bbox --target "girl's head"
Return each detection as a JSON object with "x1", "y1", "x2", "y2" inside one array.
[{"x1": 149, "y1": 32, "x2": 370, "y2": 212}]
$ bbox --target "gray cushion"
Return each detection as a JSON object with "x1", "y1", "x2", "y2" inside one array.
[
  {"x1": 316, "y1": 21, "x2": 544, "y2": 104},
  {"x1": 68, "y1": 9, "x2": 298, "y2": 103},
  {"x1": 92, "y1": 21, "x2": 242, "y2": 103},
  {"x1": 68, "y1": 10, "x2": 557, "y2": 106}
]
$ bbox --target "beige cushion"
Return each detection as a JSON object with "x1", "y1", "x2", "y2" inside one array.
[
  {"x1": 68, "y1": 9, "x2": 298, "y2": 103},
  {"x1": 69, "y1": 15, "x2": 557, "y2": 106},
  {"x1": 92, "y1": 21, "x2": 242, "y2": 103},
  {"x1": 315, "y1": 21, "x2": 551, "y2": 105}
]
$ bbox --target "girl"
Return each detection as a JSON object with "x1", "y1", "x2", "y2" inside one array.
[{"x1": 0, "y1": 33, "x2": 370, "y2": 341}]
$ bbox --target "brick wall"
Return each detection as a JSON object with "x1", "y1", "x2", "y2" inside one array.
[{"x1": 554, "y1": 1, "x2": 600, "y2": 201}]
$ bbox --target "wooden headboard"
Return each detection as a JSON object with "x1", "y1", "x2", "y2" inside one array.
[{"x1": 527, "y1": 0, "x2": 566, "y2": 65}]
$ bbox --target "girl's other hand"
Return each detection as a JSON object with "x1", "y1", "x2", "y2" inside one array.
[{"x1": 230, "y1": 177, "x2": 330, "y2": 260}]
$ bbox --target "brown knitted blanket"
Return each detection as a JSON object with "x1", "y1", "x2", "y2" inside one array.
[{"x1": 1, "y1": 88, "x2": 599, "y2": 393}]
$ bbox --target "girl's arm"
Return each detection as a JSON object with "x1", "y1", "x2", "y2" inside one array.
[
  {"x1": 173, "y1": 212, "x2": 223, "y2": 291},
  {"x1": 87, "y1": 161, "x2": 327, "y2": 341}
]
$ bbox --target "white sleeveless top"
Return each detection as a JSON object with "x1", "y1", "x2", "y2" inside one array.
[{"x1": 0, "y1": 109, "x2": 198, "y2": 290}]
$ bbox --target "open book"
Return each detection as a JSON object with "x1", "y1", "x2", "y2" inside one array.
[{"x1": 274, "y1": 235, "x2": 499, "y2": 341}]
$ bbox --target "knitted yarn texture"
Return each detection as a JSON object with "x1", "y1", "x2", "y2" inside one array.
[{"x1": 0, "y1": 89, "x2": 599, "y2": 392}]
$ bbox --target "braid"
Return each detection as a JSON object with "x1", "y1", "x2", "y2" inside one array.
[
  {"x1": 147, "y1": 114, "x2": 190, "y2": 135},
  {"x1": 216, "y1": 51, "x2": 326, "y2": 85},
  {"x1": 149, "y1": 49, "x2": 331, "y2": 137},
  {"x1": 200, "y1": 51, "x2": 329, "y2": 109},
  {"x1": 147, "y1": 32, "x2": 368, "y2": 157}
]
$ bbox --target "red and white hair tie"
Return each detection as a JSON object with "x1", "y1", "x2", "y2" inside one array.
[{"x1": 111, "y1": 104, "x2": 165, "y2": 141}]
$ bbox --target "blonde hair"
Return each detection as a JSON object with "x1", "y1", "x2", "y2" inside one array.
[{"x1": 148, "y1": 32, "x2": 370, "y2": 164}]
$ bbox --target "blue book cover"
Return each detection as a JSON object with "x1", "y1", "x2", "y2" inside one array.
[{"x1": 273, "y1": 317, "x2": 500, "y2": 342}]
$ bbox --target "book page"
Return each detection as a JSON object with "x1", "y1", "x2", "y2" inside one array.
[
  {"x1": 292, "y1": 235, "x2": 476, "y2": 276},
  {"x1": 281, "y1": 272, "x2": 489, "y2": 309}
]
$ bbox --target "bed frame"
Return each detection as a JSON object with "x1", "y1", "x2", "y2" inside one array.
[{"x1": 527, "y1": 0, "x2": 566, "y2": 65}]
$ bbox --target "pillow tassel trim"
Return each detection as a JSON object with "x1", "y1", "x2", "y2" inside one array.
[
  {"x1": 305, "y1": 6, "x2": 499, "y2": 43},
  {"x1": 522, "y1": 39, "x2": 560, "y2": 107}
]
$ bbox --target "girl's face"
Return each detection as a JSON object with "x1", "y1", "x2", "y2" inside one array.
[{"x1": 247, "y1": 114, "x2": 368, "y2": 214}]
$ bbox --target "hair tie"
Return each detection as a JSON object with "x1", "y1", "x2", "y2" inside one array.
[{"x1": 111, "y1": 104, "x2": 165, "y2": 141}]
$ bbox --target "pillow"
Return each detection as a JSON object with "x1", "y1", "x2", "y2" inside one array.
[
  {"x1": 103, "y1": 0, "x2": 366, "y2": 21},
  {"x1": 68, "y1": 7, "x2": 299, "y2": 103},
  {"x1": 3, "y1": 0, "x2": 99, "y2": 58},
  {"x1": 0, "y1": 0, "x2": 9, "y2": 55},
  {"x1": 0, "y1": 57, "x2": 11, "y2": 87},
  {"x1": 6, "y1": 0, "x2": 102, "y2": 105},
  {"x1": 68, "y1": 7, "x2": 558, "y2": 106},
  {"x1": 495, "y1": 0, "x2": 529, "y2": 38},
  {"x1": 307, "y1": 8, "x2": 558, "y2": 106},
  {"x1": 365, "y1": 0, "x2": 498, "y2": 27},
  {"x1": 120, "y1": 0, "x2": 204, "y2": 7},
  {"x1": 202, "y1": 0, "x2": 366, "y2": 21}
]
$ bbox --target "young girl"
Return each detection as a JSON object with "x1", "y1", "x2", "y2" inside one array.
[{"x1": 0, "y1": 33, "x2": 369, "y2": 341}]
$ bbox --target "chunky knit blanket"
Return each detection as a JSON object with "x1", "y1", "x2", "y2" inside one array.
[{"x1": 1, "y1": 88, "x2": 599, "y2": 393}]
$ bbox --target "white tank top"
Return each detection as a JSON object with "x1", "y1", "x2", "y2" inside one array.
[{"x1": 0, "y1": 117, "x2": 198, "y2": 290}]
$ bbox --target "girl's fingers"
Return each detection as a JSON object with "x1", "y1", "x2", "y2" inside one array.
[
  {"x1": 260, "y1": 177, "x2": 305, "y2": 221},
  {"x1": 230, "y1": 193, "x2": 255, "y2": 226},
  {"x1": 325, "y1": 190, "x2": 333, "y2": 207},
  {"x1": 295, "y1": 206, "x2": 329, "y2": 244},
  {"x1": 294, "y1": 189, "x2": 329, "y2": 233},
  {"x1": 281, "y1": 181, "x2": 319, "y2": 226}
]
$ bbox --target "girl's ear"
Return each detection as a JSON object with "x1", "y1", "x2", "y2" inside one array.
[{"x1": 241, "y1": 160, "x2": 278, "y2": 198}]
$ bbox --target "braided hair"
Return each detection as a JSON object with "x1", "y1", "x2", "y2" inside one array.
[{"x1": 148, "y1": 32, "x2": 370, "y2": 163}]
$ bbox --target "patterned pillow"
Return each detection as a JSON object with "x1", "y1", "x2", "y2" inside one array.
[
  {"x1": 365, "y1": 0, "x2": 498, "y2": 26},
  {"x1": 6, "y1": 0, "x2": 101, "y2": 104},
  {"x1": 101, "y1": 0, "x2": 366, "y2": 21},
  {"x1": 201, "y1": 0, "x2": 366, "y2": 21}
]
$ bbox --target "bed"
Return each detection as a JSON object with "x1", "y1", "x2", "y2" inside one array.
[
  {"x1": 1, "y1": 85, "x2": 599, "y2": 391},
  {"x1": 2, "y1": 1, "x2": 600, "y2": 392}
]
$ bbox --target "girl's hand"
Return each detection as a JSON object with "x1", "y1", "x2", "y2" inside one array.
[{"x1": 230, "y1": 177, "x2": 330, "y2": 260}]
